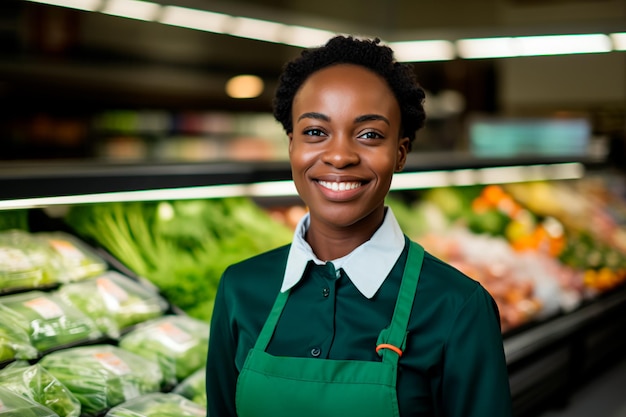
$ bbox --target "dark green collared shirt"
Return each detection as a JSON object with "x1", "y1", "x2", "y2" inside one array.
[{"x1": 206, "y1": 237, "x2": 513, "y2": 417}]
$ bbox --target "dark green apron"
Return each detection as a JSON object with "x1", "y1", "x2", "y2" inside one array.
[{"x1": 235, "y1": 241, "x2": 425, "y2": 417}]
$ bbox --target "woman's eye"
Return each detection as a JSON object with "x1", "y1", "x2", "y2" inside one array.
[
  {"x1": 359, "y1": 131, "x2": 383, "y2": 140},
  {"x1": 303, "y1": 128, "x2": 325, "y2": 136}
]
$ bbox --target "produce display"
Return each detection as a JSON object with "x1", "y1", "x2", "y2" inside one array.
[
  {"x1": 56, "y1": 271, "x2": 169, "y2": 339},
  {"x1": 104, "y1": 393, "x2": 205, "y2": 417},
  {"x1": 64, "y1": 197, "x2": 293, "y2": 322},
  {"x1": 173, "y1": 368, "x2": 206, "y2": 407},
  {"x1": 38, "y1": 345, "x2": 163, "y2": 416},
  {"x1": 0, "y1": 290, "x2": 103, "y2": 354},
  {"x1": 0, "y1": 386, "x2": 59, "y2": 417},
  {"x1": 118, "y1": 315, "x2": 209, "y2": 388},
  {"x1": 0, "y1": 361, "x2": 81, "y2": 417}
]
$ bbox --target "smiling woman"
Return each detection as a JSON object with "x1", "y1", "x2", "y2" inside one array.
[{"x1": 206, "y1": 35, "x2": 514, "y2": 417}]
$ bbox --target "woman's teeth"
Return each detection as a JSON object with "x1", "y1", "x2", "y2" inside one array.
[{"x1": 318, "y1": 180, "x2": 362, "y2": 191}]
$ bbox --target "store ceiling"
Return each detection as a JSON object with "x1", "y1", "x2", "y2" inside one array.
[{"x1": 0, "y1": 0, "x2": 624, "y2": 111}]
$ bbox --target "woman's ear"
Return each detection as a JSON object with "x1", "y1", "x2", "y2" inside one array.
[
  {"x1": 288, "y1": 132, "x2": 294, "y2": 153},
  {"x1": 396, "y1": 137, "x2": 410, "y2": 172}
]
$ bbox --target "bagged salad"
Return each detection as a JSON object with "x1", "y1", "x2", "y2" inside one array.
[
  {"x1": 105, "y1": 393, "x2": 205, "y2": 417},
  {"x1": 0, "y1": 230, "x2": 64, "y2": 293},
  {"x1": 118, "y1": 315, "x2": 209, "y2": 387},
  {"x1": 0, "y1": 302, "x2": 37, "y2": 363},
  {"x1": 0, "y1": 361, "x2": 81, "y2": 417},
  {"x1": 0, "y1": 386, "x2": 59, "y2": 417},
  {"x1": 39, "y1": 344, "x2": 163, "y2": 416},
  {"x1": 34, "y1": 232, "x2": 107, "y2": 283},
  {"x1": 56, "y1": 271, "x2": 169, "y2": 338},
  {"x1": 0, "y1": 290, "x2": 102, "y2": 354},
  {"x1": 173, "y1": 367, "x2": 206, "y2": 407}
]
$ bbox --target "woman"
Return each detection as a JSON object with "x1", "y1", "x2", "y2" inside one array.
[{"x1": 206, "y1": 35, "x2": 513, "y2": 417}]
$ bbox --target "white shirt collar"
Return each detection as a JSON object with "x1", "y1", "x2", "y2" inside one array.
[{"x1": 281, "y1": 207, "x2": 406, "y2": 298}]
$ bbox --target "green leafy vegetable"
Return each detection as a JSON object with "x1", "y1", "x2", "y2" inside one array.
[
  {"x1": 0, "y1": 386, "x2": 60, "y2": 417},
  {"x1": 105, "y1": 392, "x2": 205, "y2": 417},
  {"x1": 118, "y1": 315, "x2": 209, "y2": 387},
  {"x1": 56, "y1": 271, "x2": 168, "y2": 339},
  {"x1": 0, "y1": 230, "x2": 64, "y2": 292},
  {"x1": 0, "y1": 291, "x2": 102, "y2": 354},
  {"x1": 64, "y1": 197, "x2": 292, "y2": 322},
  {"x1": 0, "y1": 361, "x2": 81, "y2": 417},
  {"x1": 173, "y1": 367, "x2": 206, "y2": 407},
  {"x1": 39, "y1": 344, "x2": 163, "y2": 416},
  {"x1": 0, "y1": 303, "x2": 37, "y2": 363}
]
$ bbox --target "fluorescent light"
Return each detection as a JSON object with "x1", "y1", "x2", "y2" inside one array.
[
  {"x1": 281, "y1": 26, "x2": 337, "y2": 48},
  {"x1": 514, "y1": 34, "x2": 611, "y2": 56},
  {"x1": 226, "y1": 16, "x2": 286, "y2": 43},
  {"x1": 102, "y1": 0, "x2": 160, "y2": 21},
  {"x1": 24, "y1": 0, "x2": 102, "y2": 11},
  {"x1": 159, "y1": 5, "x2": 232, "y2": 34},
  {"x1": 457, "y1": 37, "x2": 516, "y2": 59},
  {"x1": 389, "y1": 40, "x2": 455, "y2": 62},
  {"x1": 611, "y1": 32, "x2": 626, "y2": 50}
]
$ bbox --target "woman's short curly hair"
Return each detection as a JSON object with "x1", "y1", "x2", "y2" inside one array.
[{"x1": 272, "y1": 35, "x2": 426, "y2": 150}]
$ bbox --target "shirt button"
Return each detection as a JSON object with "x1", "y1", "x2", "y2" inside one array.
[
  {"x1": 310, "y1": 347, "x2": 321, "y2": 357},
  {"x1": 322, "y1": 287, "x2": 330, "y2": 297}
]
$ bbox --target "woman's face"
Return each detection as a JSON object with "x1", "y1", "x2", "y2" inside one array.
[{"x1": 289, "y1": 64, "x2": 409, "y2": 231}]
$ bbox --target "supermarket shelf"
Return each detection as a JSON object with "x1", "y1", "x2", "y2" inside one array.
[{"x1": 0, "y1": 153, "x2": 593, "y2": 209}]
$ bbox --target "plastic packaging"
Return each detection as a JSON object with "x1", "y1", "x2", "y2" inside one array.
[
  {"x1": 0, "y1": 386, "x2": 60, "y2": 417},
  {"x1": 56, "y1": 271, "x2": 169, "y2": 338},
  {"x1": 118, "y1": 315, "x2": 209, "y2": 387},
  {"x1": 34, "y1": 232, "x2": 107, "y2": 283},
  {"x1": 0, "y1": 290, "x2": 103, "y2": 354},
  {"x1": 38, "y1": 344, "x2": 163, "y2": 416},
  {"x1": 0, "y1": 361, "x2": 81, "y2": 417},
  {"x1": 0, "y1": 230, "x2": 64, "y2": 293},
  {"x1": 105, "y1": 392, "x2": 205, "y2": 417},
  {"x1": 173, "y1": 367, "x2": 206, "y2": 407},
  {"x1": 0, "y1": 303, "x2": 38, "y2": 363}
]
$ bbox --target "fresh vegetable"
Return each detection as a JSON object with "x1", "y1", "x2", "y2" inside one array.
[
  {"x1": 0, "y1": 386, "x2": 60, "y2": 417},
  {"x1": 0, "y1": 230, "x2": 64, "y2": 292},
  {"x1": 0, "y1": 302, "x2": 37, "y2": 363},
  {"x1": 105, "y1": 392, "x2": 205, "y2": 417},
  {"x1": 34, "y1": 232, "x2": 107, "y2": 283},
  {"x1": 64, "y1": 197, "x2": 293, "y2": 322},
  {"x1": 56, "y1": 271, "x2": 169, "y2": 338},
  {"x1": 0, "y1": 361, "x2": 81, "y2": 417},
  {"x1": 0, "y1": 210, "x2": 29, "y2": 232},
  {"x1": 118, "y1": 315, "x2": 209, "y2": 387},
  {"x1": 38, "y1": 344, "x2": 163, "y2": 416},
  {"x1": 173, "y1": 367, "x2": 206, "y2": 407},
  {"x1": 0, "y1": 290, "x2": 103, "y2": 354}
]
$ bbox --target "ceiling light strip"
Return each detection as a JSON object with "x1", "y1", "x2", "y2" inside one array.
[{"x1": 21, "y1": 0, "x2": 626, "y2": 60}]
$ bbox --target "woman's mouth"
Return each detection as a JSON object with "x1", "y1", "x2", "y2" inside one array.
[{"x1": 317, "y1": 180, "x2": 362, "y2": 191}]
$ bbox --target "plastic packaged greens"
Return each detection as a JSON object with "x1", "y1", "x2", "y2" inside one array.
[
  {"x1": 38, "y1": 344, "x2": 163, "y2": 416},
  {"x1": 118, "y1": 315, "x2": 209, "y2": 387},
  {"x1": 0, "y1": 290, "x2": 103, "y2": 354},
  {"x1": 0, "y1": 361, "x2": 81, "y2": 417},
  {"x1": 0, "y1": 230, "x2": 64, "y2": 293},
  {"x1": 34, "y1": 232, "x2": 107, "y2": 283},
  {"x1": 173, "y1": 367, "x2": 206, "y2": 407},
  {"x1": 56, "y1": 271, "x2": 169, "y2": 339},
  {"x1": 0, "y1": 386, "x2": 60, "y2": 417},
  {"x1": 105, "y1": 393, "x2": 205, "y2": 417},
  {"x1": 0, "y1": 303, "x2": 37, "y2": 363}
]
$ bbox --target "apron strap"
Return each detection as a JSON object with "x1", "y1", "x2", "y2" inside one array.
[
  {"x1": 255, "y1": 239, "x2": 426, "y2": 359},
  {"x1": 376, "y1": 240, "x2": 424, "y2": 364}
]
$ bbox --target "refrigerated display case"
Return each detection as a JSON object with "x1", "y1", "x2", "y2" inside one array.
[{"x1": 1, "y1": 153, "x2": 625, "y2": 417}]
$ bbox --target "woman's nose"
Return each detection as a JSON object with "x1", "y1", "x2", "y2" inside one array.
[{"x1": 321, "y1": 136, "x2": 360, "y2": 168}]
